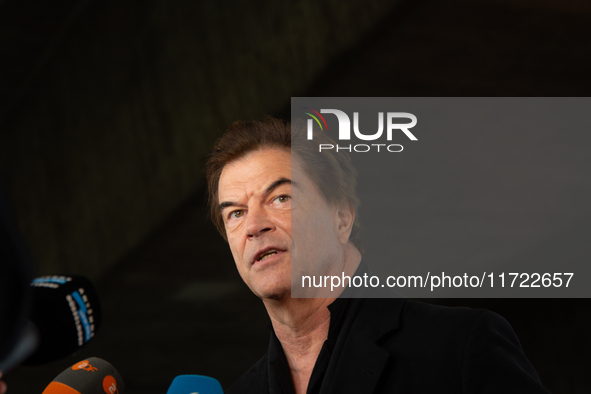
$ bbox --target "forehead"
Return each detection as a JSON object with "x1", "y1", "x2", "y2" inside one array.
[{"x1": 218, "y1": 148, "x2": 292, "y2": 196}]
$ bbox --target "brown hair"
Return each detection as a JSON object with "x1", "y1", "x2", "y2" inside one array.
[{"x1": 205, "y1": 116, "x2": 362, "y2": 250}]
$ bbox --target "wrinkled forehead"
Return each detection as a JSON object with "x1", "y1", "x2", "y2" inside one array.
[
  {"x1": 218, "y1": 147, "x2": 292, "y2": 196},
  {"x1": 216, "y1": 147, "x2": 325, "y2": 202}
]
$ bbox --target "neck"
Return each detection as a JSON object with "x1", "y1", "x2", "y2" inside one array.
[
  {"x1": 262, "y1": 243, "x2": 361, "y2": 393},
  {"x1": 263, "y1": 242, "x2": 361, "y2": 335},
  {"x1": 264, "y1": 297, "x2": 334, "y2": 394}
]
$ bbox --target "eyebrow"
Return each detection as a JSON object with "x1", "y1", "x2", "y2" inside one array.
[
  {"x1": 266, "y1": 177, "x2": 292, "y2": 194},
  {"x1": 218, "y1": 177, "x2": 294, "y2": 212}
]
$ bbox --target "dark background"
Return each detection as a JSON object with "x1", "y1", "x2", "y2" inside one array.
[{"x1": 2, "y1": 0, "x2": 591, "y2": 392}]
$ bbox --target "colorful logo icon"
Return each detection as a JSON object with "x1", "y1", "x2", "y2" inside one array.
[
  {"x1": 103, "y1": 375, "x2": 119, "y2": 394},
  {"x1": 72, "y1": 360, "x2": 97, "y2": 372},
  {"x1": 302, "y1": 107, "x2": 328, "y2": 131}
]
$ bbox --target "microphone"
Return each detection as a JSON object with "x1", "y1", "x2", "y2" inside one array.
[
  {"x1": 0, "y1": 320, "x2": 39, "y2": 372},
  {"x1": 0, "y1": 177, "x2": 34, "y2": 369},
  {"x1": 1, "y1": 275, "x2": 102, "y2": 369},
  {"x1": 42, "y1": 357, "x2": 124, "y2": 394},
  {"x1": 166, "y1": 375, "x2": 223, "y2": 394},
  {"x1": 25, "y1": 275, "x2": 102, "y2": 365}
]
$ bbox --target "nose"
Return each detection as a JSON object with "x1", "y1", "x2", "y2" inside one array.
[{"x1": 246, "y1": 205, "x2": 274, "y2": 238}]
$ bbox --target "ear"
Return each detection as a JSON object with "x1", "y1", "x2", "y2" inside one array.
[{"x1": 335, "y1": 202, "x2": 355, "y2": 245}]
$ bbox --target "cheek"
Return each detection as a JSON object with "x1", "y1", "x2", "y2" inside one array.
[
  {"x1": 228, "y1": 237, "x2": 246, "y2": 266},
  {"x1": 296, "y1": 205, "x2": 335, "y2": 235},
  {"x1": 293, "y1": 211, "x2": 332, "y2": 250},
  {"x1": 296, "y1": 212, "x2": 342, "y2": 267},
  {"x1": 277, "y1": 211, "x2": 292, "y2": 236}
]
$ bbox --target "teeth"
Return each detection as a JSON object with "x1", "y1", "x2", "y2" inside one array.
[{"x1": 258, "y1": 250, "x2": 278, "y2": 261}]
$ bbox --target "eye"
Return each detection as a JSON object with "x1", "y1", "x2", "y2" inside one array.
[
  {"x1": 229, "y1": 210, "x2": 245, "y2": 219},
  {"x1": 272, "y1": 195, "x2": 291, "y2": 204}
]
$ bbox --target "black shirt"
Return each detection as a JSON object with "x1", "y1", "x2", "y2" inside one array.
[{"x1": 267, "y1": 297, "x2": 352, "y2": 394}]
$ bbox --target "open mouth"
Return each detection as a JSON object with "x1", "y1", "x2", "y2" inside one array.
[{"x1": 257, "y1": 249, "x2": 279, "y2": 262}]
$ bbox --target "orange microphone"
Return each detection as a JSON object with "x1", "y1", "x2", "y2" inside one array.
[{"x1": 42, "y1": 357, "x2": 124, "y2": 394}]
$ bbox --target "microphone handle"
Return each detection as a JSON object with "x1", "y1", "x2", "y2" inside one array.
[{"x1": 0, "y1": 320, "x2": 39, "y2": 373}]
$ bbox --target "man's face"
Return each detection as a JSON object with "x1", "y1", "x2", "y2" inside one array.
[{"x1": 218, "y1": 147, "x2": 345, "y2": 300}]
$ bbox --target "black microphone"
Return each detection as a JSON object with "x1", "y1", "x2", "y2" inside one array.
[
  {"x1": 41, "y1": 357, "x2": 124, "y2": 394},
  {"x1": 0, "y1": 177, "x2": 34, "y2": 369},
  {"x1": 25, "y1": 275, "x2": 102, "y2": 365},
  {"x1": 0, "y1": 320, "x2": 39, "y2": 372},
  {"x1": 0, "y1": 275, "x2": 102, "y2": 372}
]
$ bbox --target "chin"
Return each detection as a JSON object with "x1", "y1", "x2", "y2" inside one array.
[
  {"x1": 249, "y1": 270, "x2": 291, "y2": 300},
  {"x1": 254, "y1": 282, "x2": 291, "y2": 301}
]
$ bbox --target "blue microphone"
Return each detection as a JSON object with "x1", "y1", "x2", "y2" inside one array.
[{"x1": 166, "y1": 375, "x2": 223, "y2": 394}]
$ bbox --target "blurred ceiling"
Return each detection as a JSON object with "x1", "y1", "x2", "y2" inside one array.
[{"x1": 0, "y1": 0, "x2": 85, "y2": 118}]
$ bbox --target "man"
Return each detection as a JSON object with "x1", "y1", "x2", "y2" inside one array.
[{"x1": 205, "y1": 117, "x2": 549, "y2": 393}]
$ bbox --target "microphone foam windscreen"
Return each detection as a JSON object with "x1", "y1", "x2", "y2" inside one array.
[
  {"x1": 166, "y1": 375, "x2": 223, "y2": 394},
  {"x1": 25, "y1": 275, "x2": 102, "y2": 365},
  {"x1": 42, "y1": 357, "x2": 124, "y2": 394}
]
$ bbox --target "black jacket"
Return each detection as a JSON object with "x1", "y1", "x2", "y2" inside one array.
[{"x1": 226, "y1": 297, "x2": 549, "y2": 393}]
